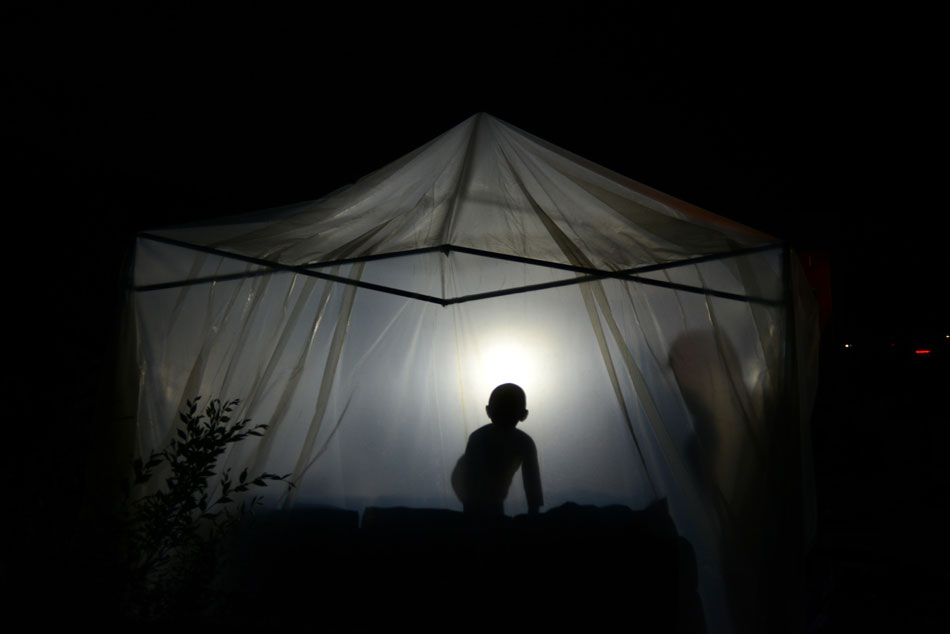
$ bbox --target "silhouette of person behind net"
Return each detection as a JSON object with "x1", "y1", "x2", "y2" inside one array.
[{"x1": 452, "y1": 383, "x2": 543, "y2": 516}]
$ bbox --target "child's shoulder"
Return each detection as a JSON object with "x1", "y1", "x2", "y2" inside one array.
[
  {"x1": 469, "y1": 423, "x2": 495, "y2": 439},
  {"x1": 512, "y1": 427, "x2": 536, "y2": 445}
]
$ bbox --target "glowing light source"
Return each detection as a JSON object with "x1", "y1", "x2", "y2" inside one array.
[
  {"x1": 466, "y1": 325, "x2": 556, "y2": 415},
  {"x1": 476, "y1": 336, "x2": 542, "y2": 397},
  {"x1": 915, "y1": 349, "x2": 931, "y2": 355}
]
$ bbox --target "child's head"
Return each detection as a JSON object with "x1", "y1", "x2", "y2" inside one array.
[{"x1": 486, "y1": 383, "x2": 528, "y2": 428}]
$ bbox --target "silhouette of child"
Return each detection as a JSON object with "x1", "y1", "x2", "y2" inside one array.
[{"x1": 452, "y1": 383, "x2": 543, "y2": 516}]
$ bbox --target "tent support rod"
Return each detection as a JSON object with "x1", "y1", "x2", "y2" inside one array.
[
  {"x1": 135, "y1": 233, "x2": 450, "y2": 305},
  {"x1": 136, "y1": 233, "x2": 783, "y2": 306},
  {"x1": 620, "y1": 243, "x2": 782, "y2": 274},
  {"x1": 300, "y1": 241, "x2": 782, "y2": 277},
  {"x1": 444, "y1": 273, "x2": 783, "y2": 307},
  {"x1": 142, "y1": 232, "x2": 779, "y2": 280},
  {"x1": 137, "y1": 266, "x2": 450, "y2": 305},
  {"x1": 442, "y1": 242, "x2": 782, "y2": 278},
  {"x1": 135, "y1": 268, "x2": 276, "y2": 291},
  {"x1": 302, "y1": 245, "x2": 450, "y2": 266}
]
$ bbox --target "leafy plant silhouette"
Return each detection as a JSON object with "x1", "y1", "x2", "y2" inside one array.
[{"x1": 122, "y1": 397, "x2": 293, "y2": 621}]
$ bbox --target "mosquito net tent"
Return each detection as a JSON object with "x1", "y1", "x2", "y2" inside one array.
[{"x1": 120, "y1": 113, "x2": 818, "y2": 632}]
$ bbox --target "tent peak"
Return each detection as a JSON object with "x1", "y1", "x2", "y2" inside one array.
[{"x1": 151, "y1": 113, "x2": 776, "y2": 270}]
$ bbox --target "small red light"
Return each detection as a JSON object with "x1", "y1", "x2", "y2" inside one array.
[{"x1": 915, "y1": 350, "x2": 931, "y2": 355}]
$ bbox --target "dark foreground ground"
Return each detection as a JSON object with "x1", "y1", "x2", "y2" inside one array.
[{"x1": 804, "y1": 338, "x2": 949, "y2": 632}]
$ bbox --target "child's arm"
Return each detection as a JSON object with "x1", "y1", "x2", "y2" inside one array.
[{"x1": 522, "y1": 437, "x2": 543, "y2": 514}]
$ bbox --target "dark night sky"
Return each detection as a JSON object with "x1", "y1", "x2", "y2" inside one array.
[
  {"x1": 6, "y1": 5, "x2": 944, "y2": 342},
  {"x1": 2, "y1": 7, "x2": 944, "y2": 412},
  {"x1": 5, "y1": 5, "x2": 945, "y2": 416},
  {"x1": 3, "y1": 5, "x2": 947, "y2": 626},
  {"x1": 5, "y1": 7, "x2": 946, "y2": 482}
]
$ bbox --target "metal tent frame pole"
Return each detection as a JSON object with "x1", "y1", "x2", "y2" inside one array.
[{"x1": 135, "y1": 232, "x2": 784, "y2": 307}]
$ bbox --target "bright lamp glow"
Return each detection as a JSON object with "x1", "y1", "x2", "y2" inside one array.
[
  {"x1": 468, "y1": 328, "x2": 550, "y2": 408},
  {"x1": 478, "y1": 338, "x2": 539, "y2": 393}
]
